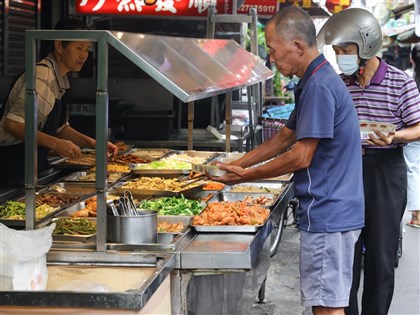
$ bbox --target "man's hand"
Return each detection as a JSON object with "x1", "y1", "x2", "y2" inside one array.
[
  {"x1": 107, "y1": 142, "x2": 118, "y2": 157},
  {"x1": 365, "y1": 130, "x2": 395, "y2": 146},
  {"x1": 207, "y1": 163, "x2": 248, "y2": 185},
  {"x1": 54, "y1": 139, "x2": 82, "y2": 159}
]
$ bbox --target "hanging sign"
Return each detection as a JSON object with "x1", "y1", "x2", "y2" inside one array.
[{"x1": 75, "y1": 0, "x2": 278, "y2": 17}]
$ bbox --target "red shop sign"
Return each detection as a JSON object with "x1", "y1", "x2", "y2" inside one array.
[{"x1": 75, "y1": 0, "x2": 278, "y2": 17}]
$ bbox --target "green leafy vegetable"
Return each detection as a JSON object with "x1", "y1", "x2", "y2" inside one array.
[{"x1": 139, "y1": 195, "x2": 203, "y2": 216}]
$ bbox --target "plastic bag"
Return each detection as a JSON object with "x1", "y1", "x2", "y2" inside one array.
[{"x1": 0, "y1": 222, "x2": 55, "y2": 290}]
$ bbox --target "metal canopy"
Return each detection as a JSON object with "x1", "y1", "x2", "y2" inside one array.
[
  {"x1": 107, "y1": 31, "x2": 273, "y2": 102},
  {"x1": 24, "y1": 30, "x2": 272, "y2": 251}
]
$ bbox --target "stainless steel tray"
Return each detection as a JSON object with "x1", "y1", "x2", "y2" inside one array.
[
  {"x1": 130, "y1": 168, "x2": 191, "y2": 175},
  {"x1": 224, "y1": 181, "x2": 286, "y2": 194},
  {"x1": 263, "y1": 173, "x2": 294, "y2": 182},
  {"x1": 208, "y1": 192, "x2": 279, "y2": 209},
  {"x1": 44, "y1": 217, "x2": 97, "y2": 242},
  {"x1": 130, "y1": 148, "x2": 173, "y2": 160},
  {"x1": 191, "y1": 224, "x2": 263, "y2": 233},
  {"x1": 56, "y1": 192, "x2": 122, "y2": 217},
  {"x1": 39, "y1": 182, "x2": 97, "y2": 195},
  {"x1": 55, "y1": 200, "x2": 90, "y2": 217},
  {"x1": 171, "y1": 150, "x2": 221, "y2": 162},
  {"x1": 50, "y1": 157, "x2": 93, "y2": 170},
  {"x1": 157, "y1": 216, "x2": 191, "y2": 243},
  {"x1": 183, "y1": 190, "x2": 219, "y2": 203},
  {"x1": 114, "y1": 181, "x2": 204, "y2": 197},
  {"x1": 130, "y1": 151, "x2": 219, "y2": 175},
  {"x1": 62, "y1": 171, "x2": 129, "y2": 183},
  {"x1": 0, "y1": 199, "x2": 64, "y2": 228},
  {"x1": 157, "y1": 215, "x2": 192, "y2": 227},
  {"x1": 17, "y1": 192, "x2": 85, "y2": 209}
]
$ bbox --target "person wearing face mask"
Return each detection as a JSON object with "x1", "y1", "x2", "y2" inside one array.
[
  {"x1": 318, "y1": 8, "x2": 420, "y2": 315},
  {"x1": 0, "y1": 18, "x2": 118, "y2": 188}
]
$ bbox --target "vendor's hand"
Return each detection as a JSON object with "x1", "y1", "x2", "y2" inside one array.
[
  {"x1": 365, "y1": 130, "x2": 395, "y2": 147},
  {"x1": 207, "y1": 162, "x2": 247, "y2": 185},
  {"x1": 107, "y1": 142, "x2": 118, "y2": 157},
  {"x1": 55, "y1": 139, "x2": 82, "y2": 159}
]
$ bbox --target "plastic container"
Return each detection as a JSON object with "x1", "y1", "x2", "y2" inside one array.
[{"x1": 107, "y1": 210, "x2": 157, "y2": 244}]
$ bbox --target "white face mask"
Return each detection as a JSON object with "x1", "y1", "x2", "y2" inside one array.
[{"x1": 336, "y1": 54, "x2": 359, "y2": 75}]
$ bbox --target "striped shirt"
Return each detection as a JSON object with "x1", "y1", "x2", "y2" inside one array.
[
  {"x1": 0, "y1": 53, "x2": 70, "y2": 146},
  {"x1": 342, "y1": 58, "x2": 420, "y2": 149}
]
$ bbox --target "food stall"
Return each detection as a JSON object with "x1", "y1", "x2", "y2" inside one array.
[{"x1": 0, "y1": 29, "x2": 295, "y2": 314}]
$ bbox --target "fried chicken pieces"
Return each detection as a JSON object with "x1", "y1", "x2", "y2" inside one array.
[{"x1": 192, "y1": 201, "x2": 270, "y2": 226}]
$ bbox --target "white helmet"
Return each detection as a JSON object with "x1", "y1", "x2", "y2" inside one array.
[{"x1": 317, "y1": 8, "x2": 382, "y2": 60}]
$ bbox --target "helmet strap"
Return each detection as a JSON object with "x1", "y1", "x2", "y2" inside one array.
[{"x1": 358, "y1": 59, "x2": 367, "y2": 76}]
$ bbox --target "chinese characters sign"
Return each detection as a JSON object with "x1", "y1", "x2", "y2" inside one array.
[{"x1": 76, "y1": 0, "x2": 278, "y2": 17}]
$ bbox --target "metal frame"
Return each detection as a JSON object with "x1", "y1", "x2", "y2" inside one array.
[{"x1": 24, "y1": 30, "x2": 272, "y2": 253}]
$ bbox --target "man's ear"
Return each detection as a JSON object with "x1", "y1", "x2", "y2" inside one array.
[
  {"x1": 293, "y1": 40, "x2": 304, "y2": 56},
  {"x1": 54, "y1": 40, "x2": 63, "y2": 53}
]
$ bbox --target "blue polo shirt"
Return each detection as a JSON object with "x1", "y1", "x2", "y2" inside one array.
[{"x1": 286, "y1": 54, "x2": 364, "y2": 233}]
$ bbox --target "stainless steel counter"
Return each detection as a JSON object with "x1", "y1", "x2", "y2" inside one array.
[
  {"x1": 180, "y1": 183, "x2": 293, "y2": 269},
  {"x1": 0, "y1": 252, "x2": 175, "y2": 311},
  {"x1": 0, "y1": 181, "x2": 294, "y2": 314}
]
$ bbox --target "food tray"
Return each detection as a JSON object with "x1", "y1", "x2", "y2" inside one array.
[
  {"x1": 130, "y1": 168, "x2": 191, "y2": 175},
  {"x1": 183, "y1": 190, "x2": 219, "y2": 203},
  {"x1": 171, "y1": 150, "x2": 221, "y2": 162},
  {"x1": 55, "y1": 200, "x2": 91, "y2": 217},
  {"x1": 224, "y1": 181, "x2": 286, "y2": 194},
  {"x1": 191, "y1": 224, "x2": 263, "y2": 233},
  {"x1": 157, "y1": 216, "x2": 191, "y2": 243},
  {"x1": 62, "y1": 171, "x2": 128, "y2": 183},
  {"x1": 50, "y1": 157, "x2": 93, "y2": 170},
  {"x1": 130, "y1": 148, "x2": 173, "y2": 160},
  {"x1": 82, "y1": 144, "x2": 134, "y2": 156},
  {"x1": 0, "y1": 201, "x2": 63, "y2": 228},
  {"x1": 157, "y1": 215, "x2": 192, "y2": 227},
  {"x1": 208, "y1": 192, "x2": 279, "y2": 209},
  {"x1": 190, "y1": 199, "x2": 271, "y2": 233},
  {"x1": 39, "y1": 182, "x2": 97, "y2": 195},
  {"x1": 114, "y1": 182, "x2": 204, "y2": 197},
  {"x1": 56, "y1": 192, "x2": 122, "y2": 217},
  {"x1": 44, "y1": 217, "x2": 97, "y2": 242},
  {"x1": 130, "y1": 151, "x2": 217, "y2": 175},
  {"x1": 264, "y1": 173, "x2": 293, "y2": 181},
  {"x1": 17, "y1": 192, "x2": 85, "y2": 209}
]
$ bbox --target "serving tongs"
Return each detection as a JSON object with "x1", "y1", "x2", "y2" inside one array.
[
  {"x1": 107, "y1": 200, "x2": 119, "y2": 216},
  {"x1": 123, "y1": 190, "x2": 138, "y2": 215},
  {"x1": 179, "y1": 175, "x2": 206, "y2": 189}
]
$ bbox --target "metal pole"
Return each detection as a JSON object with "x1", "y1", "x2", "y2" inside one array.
[
  {"x1": 24, "y1": 33, "x2": 37, "y2": 230},
  {"x1": 96, "y1": 35, "x2": 109, "y2": 252},
  {"x1": 225, "y1": 91, "x2": 232, "y2": 152},
  {"x1": 187, "y1": 101, "x2": 194, "y2": 150}
]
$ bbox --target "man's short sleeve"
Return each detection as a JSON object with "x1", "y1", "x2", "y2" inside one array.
[{"x1": 295, "y1": 82, "x2": 335, "y2": 140}]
